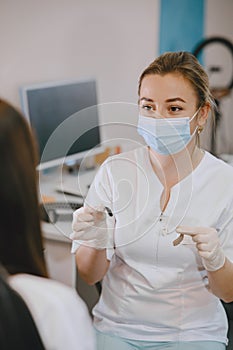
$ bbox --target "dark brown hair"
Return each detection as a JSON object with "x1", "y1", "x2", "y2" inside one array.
[
  {"x1": 0, "y1": 99, "x2": 47, "y2": 277},
  {"x1": 138, "y1": 51, "x2": 215, "y2": 110}
]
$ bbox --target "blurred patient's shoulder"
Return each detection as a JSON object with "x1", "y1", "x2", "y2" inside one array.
[{"x1": 9, "y1": 273, "x2": 95, "y2": 350}]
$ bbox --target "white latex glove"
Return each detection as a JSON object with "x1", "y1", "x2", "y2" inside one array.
[
  {"x1": 176, "y1": 226, "x2": 226, "y2": 271},
  {"x1": 70, "y1": 205, "x2": 112, "y2": 250}
]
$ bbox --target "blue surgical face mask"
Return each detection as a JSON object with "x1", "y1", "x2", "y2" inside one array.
[{"x1": 137, "y1": 109, "x2": 200, "y2": 155}]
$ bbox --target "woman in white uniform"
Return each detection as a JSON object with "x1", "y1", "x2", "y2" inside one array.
[
  {"x1": 71, "y1": 52, "x2": 233, "y2": 350},
  {"x1": 0, "y1": 99, "x2": 96, "y2": 350}
]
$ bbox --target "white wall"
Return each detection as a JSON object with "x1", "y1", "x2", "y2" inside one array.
[
  {"x1": 0, "y1": 0, "x2": 159, "y2": 151},
  {"x1": 0, "y1": 1, "x2": 158, "y2": 109}
]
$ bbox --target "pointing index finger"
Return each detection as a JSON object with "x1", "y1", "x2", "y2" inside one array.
[
  {"x1": 176, "y1": 226, "x2": 196, "y2": 235},
  {"x1": 176, "y1": 226, "x2": 212, "y2": 235}
]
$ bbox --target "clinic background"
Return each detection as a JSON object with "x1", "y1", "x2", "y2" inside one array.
[{"x1": 0, "y1": 0, "x2": 232, "y2": 155}]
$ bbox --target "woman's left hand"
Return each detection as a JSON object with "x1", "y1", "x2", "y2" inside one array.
[{"x1": 176, "y1": 226, "x2": 226, "y2": 271}]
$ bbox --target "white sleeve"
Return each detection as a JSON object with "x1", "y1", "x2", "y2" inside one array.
[
  {"x1": 217, "y1": 200, "x2": 233, "y2": 263},
  {"x1": 71, "y1": 157, "x2": 115, "y2": 260},
  {"x1": 84, "y1": 157, "x2": 113, "y2": 209}
]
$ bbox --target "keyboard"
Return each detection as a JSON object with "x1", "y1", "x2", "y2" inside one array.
[{"x1": 40, "y1": 201, "x2": 82, "y2": 224}]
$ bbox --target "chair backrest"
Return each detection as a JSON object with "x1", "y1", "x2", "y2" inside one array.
[
  {"x1": 0, "y1": 274, "x2": 45, "y2": 349},
  {"x1": 222, "y1": 301, "x2": 233, "y2": 350}
]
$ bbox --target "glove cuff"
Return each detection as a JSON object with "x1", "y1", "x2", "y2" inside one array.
[
  {"x1": 75, "y1": 237, "x2": 113, "y2": 250},
  {"x1": 202, "y1": 247, "x2": 226, "y2": 272}
]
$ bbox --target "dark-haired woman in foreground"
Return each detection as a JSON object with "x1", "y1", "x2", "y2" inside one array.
[{"x1": 0, "y1": 99, "x2": 95, "y2": 350}]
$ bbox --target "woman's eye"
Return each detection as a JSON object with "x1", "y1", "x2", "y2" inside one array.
[
  {"x1": 142, "y1": 105, "x2": 154, "y2": 111},
  {"x1": 170, "y1": 106, "x2": 182, "y2": 112}
]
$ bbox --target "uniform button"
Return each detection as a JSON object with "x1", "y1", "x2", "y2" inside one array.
[{"x1": 162, "y1": 227, "x2": 167, "y2": 235}]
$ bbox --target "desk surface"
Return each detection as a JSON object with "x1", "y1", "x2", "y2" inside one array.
[{"x1": 39, "y1": 166, "x2": 97, "y2": 242}]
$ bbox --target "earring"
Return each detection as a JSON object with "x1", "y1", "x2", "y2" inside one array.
[{"x1": 197, "y1": 126, "x2": 204, "y2": 134}]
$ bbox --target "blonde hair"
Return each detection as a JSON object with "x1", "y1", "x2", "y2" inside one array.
[{"x1": 138, "y1": 51, "x2": 215, "y2": 111}]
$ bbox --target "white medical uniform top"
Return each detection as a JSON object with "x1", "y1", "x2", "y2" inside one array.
[
  {"x1": 9, "y1": 274, "x2": 96, "y2": 350},
  {"x1": 73, "y1": 146, "x2": 233, "y2": 344}
]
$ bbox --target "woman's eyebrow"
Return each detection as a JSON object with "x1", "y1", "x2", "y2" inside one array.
[
  {"x1": 139, "y1": 97, "x2": 154, "y2": 103},
  {"x1": 139, "y1": 97, "x2": 186, "y2": 103},
  {"x1": 165, "y1": 97, "x2": 186, "y2": 103}
]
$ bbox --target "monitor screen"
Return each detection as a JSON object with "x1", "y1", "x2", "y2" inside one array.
[{"x1": 20, "y1": 79, "x2": 102, "y2": 170}]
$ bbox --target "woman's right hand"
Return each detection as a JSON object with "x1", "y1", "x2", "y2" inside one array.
[{"x1": 70, "y1": 206, "x2": 110, "y2": 250}]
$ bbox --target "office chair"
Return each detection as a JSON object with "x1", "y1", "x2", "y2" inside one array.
[{"x1": 222, "y1": 301, "x2": 233, "y2": 350}]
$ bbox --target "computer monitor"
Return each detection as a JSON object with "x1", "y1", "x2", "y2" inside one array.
[{"x1": 20, "y1": 79, "x2": 102, "y2": 170}]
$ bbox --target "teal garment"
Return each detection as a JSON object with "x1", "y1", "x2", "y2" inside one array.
[{"x1": 95, "y1": 330, "x2": 226, "y2": 350}]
